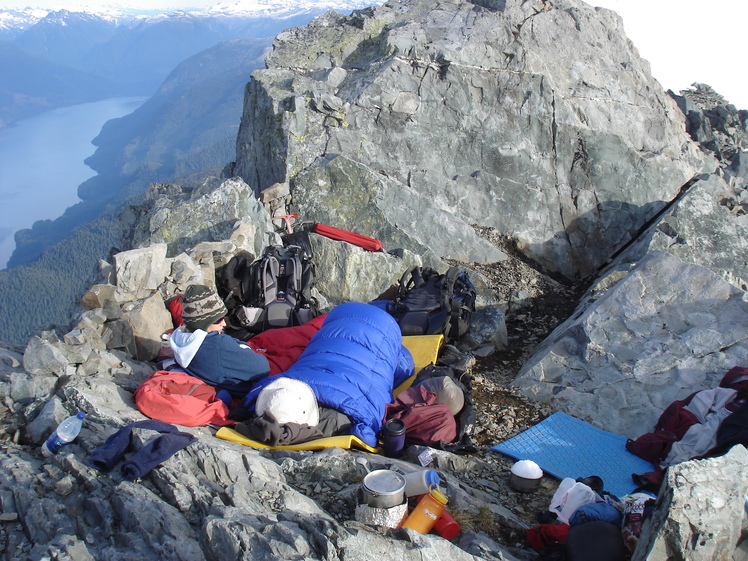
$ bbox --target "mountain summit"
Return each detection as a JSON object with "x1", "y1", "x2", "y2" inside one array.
[{"x1": 0, "y1": 0, "x2": 747, "y2": 559}]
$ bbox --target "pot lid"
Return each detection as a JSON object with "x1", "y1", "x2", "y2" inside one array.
[{"x1": 363, "y1": 470, "x2": 405, "y2": 494}]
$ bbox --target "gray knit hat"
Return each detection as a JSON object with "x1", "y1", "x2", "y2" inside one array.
[{"x1": 181, "y1": 284, "x2": 228, "y2": 332}]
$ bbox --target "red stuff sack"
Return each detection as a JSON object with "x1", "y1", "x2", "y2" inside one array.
[
  {"x1": 526, "y1": 524, "x2": 570, "y2": 552},
  {"x1": 313, "y1": 223, "x2": 383, "y2": 252},
  {"x1": 385, "y1": 385, "x2": 457, "y2": 446},
  {"x1": 134, "y1": 370, "x2": 233, "y2": 427}
]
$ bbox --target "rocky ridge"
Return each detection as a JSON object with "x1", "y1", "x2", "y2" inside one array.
[{"x1": 2, "y1": 0, "x2": 748, "y2": 559}]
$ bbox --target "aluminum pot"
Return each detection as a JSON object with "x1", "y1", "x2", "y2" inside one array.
[{"x1": 360, "y1": 469, "x2": 406, "y2": 509}]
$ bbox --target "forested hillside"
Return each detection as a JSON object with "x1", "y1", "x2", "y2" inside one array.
[{"x1": 0, "y1": 210, "x2": 125, "y2": 344}]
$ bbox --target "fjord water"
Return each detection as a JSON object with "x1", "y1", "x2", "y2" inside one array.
[{"x1": 0, "y1": 97, "x2": 145, "y2": 270}]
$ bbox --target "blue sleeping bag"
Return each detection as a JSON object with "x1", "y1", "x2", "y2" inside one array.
[{"x1": 242, "y1": 302, "x2": 414, "y2": 447}]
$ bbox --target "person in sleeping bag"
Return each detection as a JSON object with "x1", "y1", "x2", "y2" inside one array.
[
  {"x1": 241, "y1": 301, "x2": 415, "y2": 448},
  {"x1": 169, "y1": 284, "x2": 272, "y2": 397},
  {"x1": 169, "y1": 284, "x2": 327, "y2": 398}
]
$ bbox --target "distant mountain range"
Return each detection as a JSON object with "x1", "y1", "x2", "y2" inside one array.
[
  {"x1": 0, "y1": 0, "x2": 375, "y2": 126},
  {"x1": 0, "y1": 0, "x2": 378, "y2": 345}
]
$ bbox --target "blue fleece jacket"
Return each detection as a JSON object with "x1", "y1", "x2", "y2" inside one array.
[
  {"x1": 169, "y1": 328, "x2": 270, "y2": 397},
  {"x1": 242, "y1": 302, "x2": 414, "y2": 447}
]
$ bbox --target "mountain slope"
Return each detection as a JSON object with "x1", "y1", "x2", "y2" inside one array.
[
  {"x1": 8, "y1": 36, "x2": 271, "y2": 270},
  {"x1": 0, "y1": 40, "x2": 121, "y2": 126},
  {"x1": 82, "y1": 36, "x2": 271, "y2": 197}
]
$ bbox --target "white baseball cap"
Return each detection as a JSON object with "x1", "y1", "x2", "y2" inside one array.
[{"x1": 255, "y1": 377, "x2": 320, "y2": 427}]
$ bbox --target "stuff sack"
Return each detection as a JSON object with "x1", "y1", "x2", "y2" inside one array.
[
  {"x1": 312, "y1": 223, "x2": 383, "y2": 252},
  {"x1": 134, "y1": 370, "x2": 233, "y2": 427},
  {"x1": 216, "y1": 245, "x2": 319, "y2": 337},
  {"x1": 410, "y1": 363, "x2": 478, "y2": 454},
  {"x1": 385, "y1": 385, "x2": 458, "y2": 447},
  {"x1": 387, "y1": 266, "x2": 476, "y2": 343},
  {"x1": 549, "y1": 478, "x2": 599, "y2": 524}
]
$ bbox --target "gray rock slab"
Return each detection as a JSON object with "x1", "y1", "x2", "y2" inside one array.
[
  {"x1": 234, "y1": 0, "x2": 705, "y2": 280},
  {"x1": 513, "y1": 251, "x2": 748, "y2": 439},
  {"x1": 294, "y1": 155, "x2": 508, "y2": 266},
  {"x1": 614, "y1": 173, "x2": 748, "y2": 291},
  {"x1": 632, "y1": 445, "x2": 748, "y2": 561}
]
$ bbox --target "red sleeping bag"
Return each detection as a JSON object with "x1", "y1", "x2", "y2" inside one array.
[
  {"x1": 313, "y1": 223, "x2": 382, "y2": 252},
  {"x1": 248, "y1": 313, "x2": 327, "y2": 375}
]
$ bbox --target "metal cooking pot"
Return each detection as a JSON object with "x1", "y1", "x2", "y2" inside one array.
[{"x1": 360, "y1": 469, "x2": 406, "y2": 509}]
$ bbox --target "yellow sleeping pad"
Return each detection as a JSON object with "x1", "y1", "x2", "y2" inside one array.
[
  {"x1": 394, "y1": 334, "x2": 444, "y2": 396},
  {"x1": 216, "y1": 426, "x2": 380, "y2": 452},
  {"x1": 214, "y1": 334, "x2": 443, "y2": 451}
]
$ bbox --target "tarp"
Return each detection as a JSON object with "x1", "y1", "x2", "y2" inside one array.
[{"x1": 492, "y1": 411, "x2": 655, "y2": 498}]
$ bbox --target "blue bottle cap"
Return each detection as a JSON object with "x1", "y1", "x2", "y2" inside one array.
[
  {"x1": 76, "y1": 412, "x2": 86, "y2": 420},
  {"x1": 425, "y1": 470, "x2": 440, "y2": 489}
]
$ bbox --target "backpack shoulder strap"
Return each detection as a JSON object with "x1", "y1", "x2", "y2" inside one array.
[
  {"x1": 261, "y1": 248, "x2": 280, "y2": 306},
  {"x1": 397, "y1": 266, "x2": 420, "y2": 299}
]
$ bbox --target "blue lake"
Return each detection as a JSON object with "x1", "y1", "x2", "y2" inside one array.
[{"x1": 0, "y1": 97, "x2": 146, "y2": 269}]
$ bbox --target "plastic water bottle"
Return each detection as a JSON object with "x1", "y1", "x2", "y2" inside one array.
[
  {"x1": 400, "y1": 486, "x2": 448, "y2": 533},
  {"x1": 403, "y1": 469, "x2": 440, "y2": 497},
  {"x1": 41, "y1": 411, "x2": 86, "y2": 457}
]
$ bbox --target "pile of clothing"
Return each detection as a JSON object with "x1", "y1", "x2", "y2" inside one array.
[{"x1": 626, "y1": 366, "x2": 748, "y2": 491}]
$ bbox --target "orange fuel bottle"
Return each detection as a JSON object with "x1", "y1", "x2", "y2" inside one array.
[{"x1": 400, "y1": 487, "x2": 448, "y2": 533}]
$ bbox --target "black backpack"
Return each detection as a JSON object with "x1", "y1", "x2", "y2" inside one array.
[
  {"x1": 216, "y1": 245, "x2": 318, "y2": 338},
  {"x1": 387, "y1": 266, "x2": 476, "y2": 343}
]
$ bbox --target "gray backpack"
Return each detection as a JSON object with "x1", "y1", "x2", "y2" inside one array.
[{"x1": 217, "y1": 245, "x2": 318, "y2": 336}]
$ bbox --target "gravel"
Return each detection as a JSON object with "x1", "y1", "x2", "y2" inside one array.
[{"x1": 445, "y1": 227, "x2": 587, "y2": 541}]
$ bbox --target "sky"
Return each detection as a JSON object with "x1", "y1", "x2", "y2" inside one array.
[
  {"x1": 2, "y1": 0, "x2": 746, "y2": 108},
  {"x1": 590, "y1": 0, "x2": 747, "y2": 109}
]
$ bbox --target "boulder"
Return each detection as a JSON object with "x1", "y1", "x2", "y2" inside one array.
[
  {"x1": 80, "y1": 284, "x2": 121, "y2": 319},
  {"x1": 114, "y1": 244, "x2": 169, "y2": 301},
  {"x1": 234, "y1": 0, "x2": 705, "y2": 279},
  {"x1": 101, "y1": 320, "x2": 137, "y2": 356},
  {"x1": 24, "y1": 396, "x2": 71, "y2": 444},
  {"x1": 0, "y1": 343, "x2": 25, "y2": 372},
  {"x1": 168, "y1": 252, "x2": 205, "y2": 292},
  {"x1": 121, "y1": 293, "x2": 173, "y2": 362},
  {"x1": 22, "y1": 336, "x2": 70, "y2": 378},
  {"x1": 308, "y1": 233, "x2": 426, "y2": 306},
  {"x1": 459, "y1": 306, "x2": 508, "y2": 354},
  {"x1": 10, "y1": 372, "x2": 57, "y2": 405},
  {"x1": 512, "y1": 251, "x2": 748, "y2": 439},
  {"x1": 632, "y1": 445, "x2": 748, "y2": 561}
]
